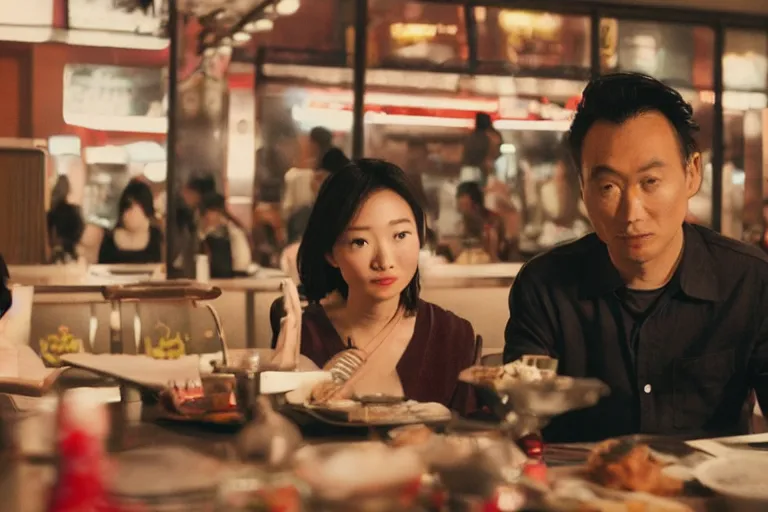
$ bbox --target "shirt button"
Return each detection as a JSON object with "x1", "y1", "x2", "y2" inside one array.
[{"x1": 643, "y1": 384, "x2": 652, "y2": 394}]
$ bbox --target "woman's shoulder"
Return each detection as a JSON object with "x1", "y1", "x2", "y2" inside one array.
[{"x1": 416, "y1": 300, "x2": 475, "y2": 340}]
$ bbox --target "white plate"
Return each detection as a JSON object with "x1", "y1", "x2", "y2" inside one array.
[
  {"x1": 694, "y1": 452, "x2": 768, "y2": 502},
  {"x1": 61, "y1": 353, "x2": 331, "y2": 395}
]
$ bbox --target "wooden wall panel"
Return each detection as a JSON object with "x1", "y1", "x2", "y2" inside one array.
[{"x1": 0, "y1": 148, "x2": 48, "y2": 264}]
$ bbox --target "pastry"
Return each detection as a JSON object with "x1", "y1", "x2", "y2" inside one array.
[{"x1": 586, "y1": 439, "x2": 683, "y2": 496}]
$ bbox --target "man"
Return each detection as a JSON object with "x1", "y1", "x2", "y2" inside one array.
[
  {"x1": 170, "y1": 174, "x2": 216, "y2": 276},
  {"x1": 504, "y1": 73, "x2": 768, "y2": 442}
]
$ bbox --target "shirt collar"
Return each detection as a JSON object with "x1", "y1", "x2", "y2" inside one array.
[{"x1": 579, "y1": 223, "x2": 720, "y2": 301}]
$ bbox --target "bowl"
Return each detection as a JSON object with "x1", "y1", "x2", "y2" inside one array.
[{"x1": 694, "y1": 452, "x2": 768, "y2": 510}]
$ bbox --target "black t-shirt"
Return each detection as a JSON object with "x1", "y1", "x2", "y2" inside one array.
[
  {"x1": 616, "y1": 285, "x2": 668, "y2": 358},
  {"x1": 98, "y1": 225, "x2": 163, "y2": 264}
]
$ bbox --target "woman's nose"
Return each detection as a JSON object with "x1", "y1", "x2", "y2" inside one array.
[{"x1": 371, "y1": 243, "x2": 395, "y2": 270}]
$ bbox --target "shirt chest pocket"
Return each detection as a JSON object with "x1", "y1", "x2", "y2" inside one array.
[{"x1": 672, "y1": 348, "x2": 737, "y2": 429}]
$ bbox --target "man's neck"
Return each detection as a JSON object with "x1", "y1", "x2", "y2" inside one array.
[{"x1": 612, "y1": 228, "x2": 685, "y2": 290}]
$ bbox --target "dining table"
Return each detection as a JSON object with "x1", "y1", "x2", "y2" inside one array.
[{"x1": 0, "y1": 392, "x2": 750, "y2": 512}]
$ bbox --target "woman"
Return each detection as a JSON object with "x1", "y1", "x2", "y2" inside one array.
[
  {"x1": 199, "y1": 192, "x2": 253, "y2": 277},
  {"x1": 98, "y1": 180, "x2": 163, "y2": 264},
  {"x1": 274, "y1": 159, "x2": 478, "y2": 415}
]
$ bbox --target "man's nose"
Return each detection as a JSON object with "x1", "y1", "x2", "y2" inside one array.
[{"x1": 621, "y1": 186, "x2": 646, "y2": 223}]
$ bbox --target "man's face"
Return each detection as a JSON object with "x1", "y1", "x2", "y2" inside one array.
[
  {"x1": 182, "y1": 188, "x2": 201, "y2": 209},
  {"x1": 580, "y1": 111, "x2": 701, "y2": 266}
]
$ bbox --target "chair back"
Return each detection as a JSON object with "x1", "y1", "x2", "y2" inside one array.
[{"x1": 473, "y1": 335, "x2": 483, "y2": 365}]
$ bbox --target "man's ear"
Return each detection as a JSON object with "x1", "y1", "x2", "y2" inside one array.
[
  {"x1": 686, "y1": 152, "x2": 703, "y2": 199},
  {"x1": 325, "y1": 252, "x2": 338, "y2": 268}
]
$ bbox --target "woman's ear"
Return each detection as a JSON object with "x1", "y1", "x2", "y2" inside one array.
[{"x1": 325, "y1": 252, "x2": 338, "y2": 268}]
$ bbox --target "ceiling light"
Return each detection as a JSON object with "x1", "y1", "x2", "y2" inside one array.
[
  {"x1": 232, "y1": 31, "x2": 251, "y2": 44},
  {"x1": 276, "y1": 0, "x2": 300, "y2": 16},
  {"x1": 245, "y1": 18, "x2": 274, "y2": 33}
]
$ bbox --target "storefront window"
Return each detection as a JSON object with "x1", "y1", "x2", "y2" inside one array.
[
  {"x1": 600, "y1": 19, "x2": 714, "y2": 89},
  {"x1": 475, "y1": 8, "x2": 590, "y2": 77},
  {"x1": 254, "y1": 81, "x2": 353, "y2": 266},
  {"x1": 722, "y1": 30, "x2": 768, "y2": 243},
  {"x1": 363, "y1": 74, "x2": 587, "y2": 261},
  {"x1": 367, "y1": 0, "x2": 468, "y2": 69}
]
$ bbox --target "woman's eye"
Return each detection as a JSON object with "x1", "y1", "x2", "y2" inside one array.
[
  {"x1": 395, "y1": 231, "x2": 410, "y2": 240},
  {"x1": 350, "y1": 238, "x2": 367, "y2": 248}
]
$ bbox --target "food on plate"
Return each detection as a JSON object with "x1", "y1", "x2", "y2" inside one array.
[
  {"x1": 459, "y1": 355, "x2": 559, "y2": 390},
  {"x1": 143, "y1": 322, "x2": 189, "y2": 360},
  {"x1": 586, "y1": 439, "x2": 683, "y2": 496},
  {"x1": 309, "y1": 380, "x2": 344, "y2": 405},
  {"x1": 389, "y1": 424, "x2": 436, "y2": 447},
  {"x1": 39, "y1": 326, "x2": 82, "y2": 367},
  {"x1": 159, "y1": 378, "x2": 237, "y2": 420},
  {"x1": 347, "y1": 401, "x2": 451, "y2": 424}
]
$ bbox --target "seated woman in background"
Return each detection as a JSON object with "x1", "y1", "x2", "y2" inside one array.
[
  {"x1": 274, "y1": 159, "x2": 478, "y2": 415},
  {"x1": 98, "y1": 179, "x2": 163, "y2": 264},
  {"x1": 199, "y1": 193, "x2": 253, "y2": 278},
  {"x1": 48, "y1": 202, "x2": 85, "y2": 264}
]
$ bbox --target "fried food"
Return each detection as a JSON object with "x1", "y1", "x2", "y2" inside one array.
[
  {"x1": 309, "y1": 380, "x2": 344, "y2": 405},
  {"x1": 389, "y1": 424, "x2": 435, "y2": 447},
  {"x1": 586, "y1": 439, "x2": 683, "y2": 496}
]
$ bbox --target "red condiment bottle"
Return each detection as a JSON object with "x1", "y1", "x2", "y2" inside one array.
[{"x1": 47, "y1": 389, "x2": 116, "y2": 512}]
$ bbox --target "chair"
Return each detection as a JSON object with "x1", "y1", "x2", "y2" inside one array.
[
  {"x1": 269, "y1": 296, "x2": 287, "y2": 349},
  {"x1": 473, "y1": 335, "x2": 483, "y2": 365}
]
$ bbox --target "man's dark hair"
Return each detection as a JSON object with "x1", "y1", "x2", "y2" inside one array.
[
  {"x1": 566, "y1": 72, "x2": 700, "y2": 176},
  {"x1": 187, "y1": 174, "x2": 216, "y2": 196},
  {"x1": 200, "y1": 192, "x2": 226, "y2": 214},
  {"x1": 456, "y1": 181, "x2": 485, "y2": 208},
  {"x1": 461, "y1": 131, "x2": 490, "y2": 168},
  {"x1": 475, "y1": 112, "x2": 493, "y2": 132},
  {"x1": 298, "y1": 159, "x2": 425, "y2": 313},
  {"x1": 309, "y1": 126, "x2": 333, "y2": 153}
]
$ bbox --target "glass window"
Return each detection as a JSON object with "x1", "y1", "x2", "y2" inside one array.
[
  {"x1": 475, "y1": 8, "x2": 591, "y2": 77},
  {"x1": 367, "y1": 0, "x2": 468, "y2": 69},
  {"x1": 363, "y1": 76, "x2": 588, "y2": 261},
  {"x1": 254, "y1": 82, "x2": 353, "y2": 266},
  {"x1": 721, "y1": 30, "x2": 768, "y2": 243},
  {"x1": 600, "y1": 19, "x2": 714, "y2": 89}
]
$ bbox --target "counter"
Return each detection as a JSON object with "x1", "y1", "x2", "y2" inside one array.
[{"x1": 9, "y1": 263, "x2": 521, "y2": 354}]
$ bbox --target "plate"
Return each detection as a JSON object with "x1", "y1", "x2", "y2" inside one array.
[
  {"x1": 284, "y1": 401, "x2": 452, "y2": 428},
  {"x1": 694, "y1": 452, "x2": 768, "y2": 503}
]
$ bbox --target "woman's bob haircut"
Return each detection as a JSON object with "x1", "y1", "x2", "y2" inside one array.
[{"x1": 297, "y1": 158, "x2": 426, "y2": 313}]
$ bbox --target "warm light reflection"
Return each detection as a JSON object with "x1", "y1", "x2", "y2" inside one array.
[{"x1": 291, "y1": 106, "x2": 570, "y2": 132}]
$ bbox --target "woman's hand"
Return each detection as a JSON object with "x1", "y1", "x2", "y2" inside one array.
[{"x1": 272, "y1": 279, "x2": 302, "y2": 370}]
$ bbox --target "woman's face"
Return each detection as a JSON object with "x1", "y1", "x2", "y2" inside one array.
[
  {"x1": 327, "y1": 189, "x2": 420, "y2": 305},
  {"x1": 122, "y1": 202, "x2": 150, "y2": 233}
]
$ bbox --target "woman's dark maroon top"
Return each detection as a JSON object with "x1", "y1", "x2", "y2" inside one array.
[{"x1": 300, "y1": 300, "x2": 478, "y2": 415}]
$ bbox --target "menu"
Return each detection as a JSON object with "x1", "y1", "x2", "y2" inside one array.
[
  {"x1": 68, "y1": 0, "x2": 165, "y2": 35},
  {"x1": 63, "y1": 64, "x2": 166, "y2": 120}
]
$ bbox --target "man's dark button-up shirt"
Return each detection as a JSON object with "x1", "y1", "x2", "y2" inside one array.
[{"x1": 504, "y1": 223, "x2": 768, "y2": 443}]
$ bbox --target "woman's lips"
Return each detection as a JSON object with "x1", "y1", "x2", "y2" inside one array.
[{"x1": 371, "y1": 277, "x2": 397, "y2": 287}]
